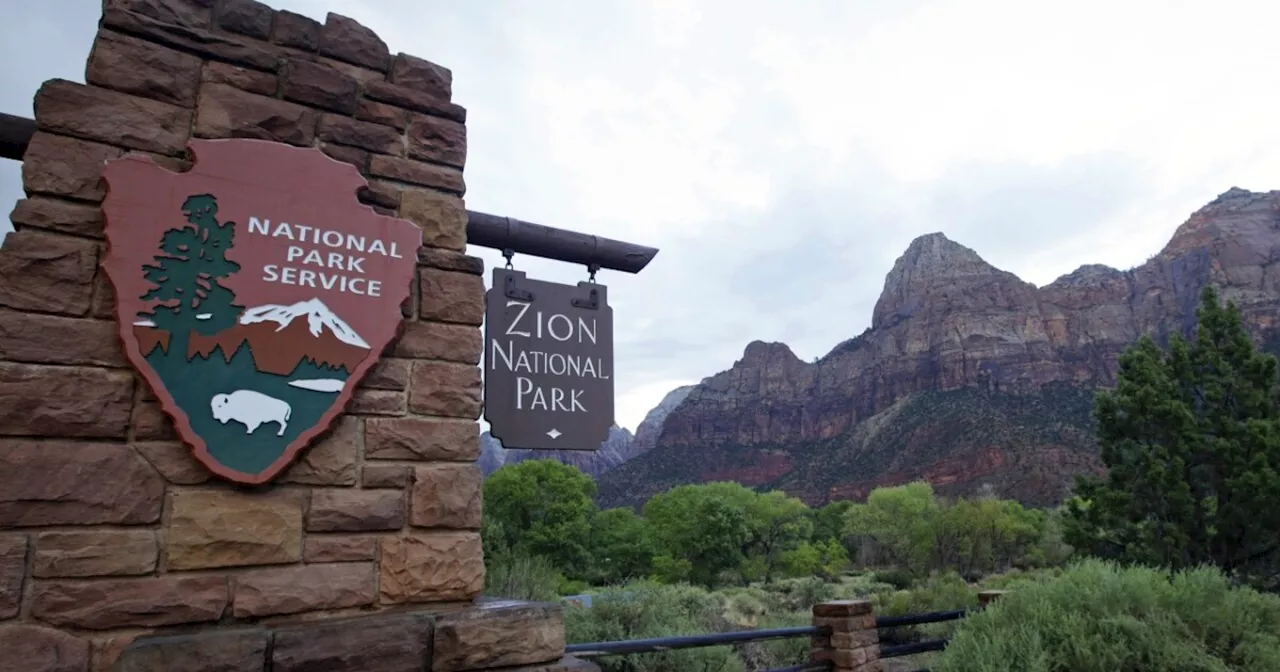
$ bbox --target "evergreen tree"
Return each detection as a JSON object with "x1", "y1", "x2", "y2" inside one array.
[
  {"x1": 138, "y1": 194, "x2": 244, "y2": 358},
  {"x1": 1064, "y1": 286, "x2": 1280, "y2": 588}
]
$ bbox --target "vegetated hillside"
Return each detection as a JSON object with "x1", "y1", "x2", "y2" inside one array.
[{"x1": 596, "y1": 187, "x2": 1280, "y2": 509}]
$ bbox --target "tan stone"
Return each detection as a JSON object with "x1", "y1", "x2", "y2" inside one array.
[
  {"x1": 0, "y1": 229, "x2": 99, "y2": 316},
  {"x1": 281, "y1": 59, "x2": 359, "y2": 114},
  {"x1": 133, "y1": 441, "x2": 209, "y2": 484},
  {"x1": 317, "y1": 113, "x2": 403, "y2": 155},
  {"x1": 231, "y1": 562, "x2": 376, "y2": 617},
  {"x1": 407, "y1": 114, "x2": 466, "y2": 168},
  {"x1": 0, "y1": 625, "x2": 90, "y2": 672},
  {"x1": 86, "y1": 29, "x2": 203, "y2": 107},
  {"x1": 369, "y1": 155, "x2": 465, "y2": 195},
  {"x1": 194, "y1": 83, "x2": 316, "y2": 146},
  {"x1": 21, "y1": 132, "x2": 122, "y2": 202},
  {"x1": 389, "y1": 53, "x2": 452, "y2": 99},
  {"x1": 419, "y1": 268, "x2": 484, "y2": 326},
  {"x1": 0, "y1": 440, "x2": 164, "y2": 526},
  {"x1": 349, "y1": 389, "x2": 406, "y2": 415},
  {"x1": 0, "y1": 535, "x2": 26, "y2": 618},
  {"x1": 166, "y1": 489, "x2": 303, "y2": 570},
  {"x1": 408, "y1": 360, "x2": 482, "y2": 419},
  {"x1": 303, "y1": 535, "x2": 378, "y2": 563},
  {"x1": 361, "y1": 463, "x2": 412, "y2": 488},
  {"x1": 411, "y1": 463, "x2": 482, "y2": 529},
  {"x1": 33, "y1": 530, "x2": 157, "y2": 578},
  {"x1": 279, "y1": 415, "x2": 360, "y2": 486},
  {"x1": 320, "y1": 143, "x2": 368, "y2": 171},
  {"x1": 399, "y1": 188, "x2": 467, "y2": 250},
  {"x1": 271, "y1": 612, "x2": 432, "y2": 672},
  {"x1": 34, "y1": 79, "x2": 191, "y2": 155},
  {"x1": 0, "y1": 364, "x2": 134, "y2": 439},
  {"x1": 131, "y1": 401, "x2": 177, "y2": 442},
  {"x1": 202, "y1": 60, "x2": 277, "y2": 96},
  {"x1": 363, "y1": 79, "x2": 466, "y2": 123},
  {"x1": 378, "y1": 533, "x2": 483, "y2": 604},
  {"x1": 0, "y1": 309, "x2": 126, "y2": 368},
  {"x1": 30, "y1": 575, "x2": 228, "y2": 629},
  {"x1": 307, "y1": 488, "x2": 405, "y2": 532},
  {"x1": 393, "y1": 320, "x2": 480, "y2": 365},
  {"x1": 364, "y1": 417, "x2": 479, "y2": 461},
  {"x1": 360, "y1": 358, "x2": 411, "y2": 390},
  {"x1": 101, "y1": 3, "x2": 278, "y2": 70},
  {"x1": 9, "y1": 196, "x2": 105, "y2": 238},
  {"x1": 356, "y1": 99, "x2": 410, "y2": 130},
  {"x1": 112, "y1": 628, "x2": 269, "y2": 672},
  {"x1": 433, "y1": 602, "x2": 565, "y2": 671}
]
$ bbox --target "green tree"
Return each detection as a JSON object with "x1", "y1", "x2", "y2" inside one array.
[
  {"x1": 483, "y1": 459, "x2": 597, "y2": 578},
  {"x1": 139, "y1": 194, "x2": 243, "y2": 358},
  {"x1": 844, "y1": 481, "x2": 940, "y2": 574},
  {"x1": 744, "y1": 490, "x2": 813, "y2": 582},
  {"x1": 588, "y1": 507, "x2": 655, "y2": 585},
  {"x1": 1064, "y1": 286, "x2": 1280, "y2": 588},
  {"x1": 644, "y1": 483, "x2": 753, "y2": 587},
  {"x1": 811, "y1": 500, "x2": 853, "y2": 544}
]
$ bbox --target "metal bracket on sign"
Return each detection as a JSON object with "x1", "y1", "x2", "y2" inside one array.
[
  {"x1": 571, "y1": 263, "x2": 602, "y2": 310},
  {"x1": 502, "y1": 248, "x2": 535, "y2": 301}
]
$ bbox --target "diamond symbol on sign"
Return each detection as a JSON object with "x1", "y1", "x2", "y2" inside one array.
[{"x1": 547, "y1": 429, "x2": 562, "y2": 440}]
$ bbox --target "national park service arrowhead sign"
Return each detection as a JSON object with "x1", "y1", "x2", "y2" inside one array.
[
  {"x1": 101, "y1": 139, "x2": 420, "y2": 484},
  {"x1": 484, "y1": 268, "x2": 615, "y2": 451}
]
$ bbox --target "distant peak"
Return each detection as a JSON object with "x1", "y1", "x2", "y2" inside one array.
[
  {"x1": 873, "y1": 232, "x2": 1028, "y2": 329},
  {"x1": 901, "y1": 232, "x2": 986, "y2": 265},
  {"x1": 740, "y1": 340, "x2": 800, "y2": 364}
]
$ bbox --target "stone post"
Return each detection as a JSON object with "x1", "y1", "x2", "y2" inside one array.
[
  {"x1": 978, "y1": 589, "x2": 1007, "y2": 607},
  {"x1": 812, "y1": 600, "x2": 882, "y2": 672},
  {"x1": 0, "y1": 1, "x2": 571, "y2": 670}
]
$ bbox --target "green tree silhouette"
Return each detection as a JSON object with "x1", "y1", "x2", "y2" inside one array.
[
  {"x1": 1064, "y1": 286, "x2": 1280, "y2": 589},
  {"x1": 138, "y1": 193, "x2": 244, "y2": 360}
]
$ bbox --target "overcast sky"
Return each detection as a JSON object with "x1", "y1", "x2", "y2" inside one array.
[{"x1": 3, "y1": 0, "x2": 1279, "y2": 432}]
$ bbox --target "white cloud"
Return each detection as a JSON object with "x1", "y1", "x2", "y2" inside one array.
[{"x1": 3, "y1": 0, "x2": 1278, "y2": 432}]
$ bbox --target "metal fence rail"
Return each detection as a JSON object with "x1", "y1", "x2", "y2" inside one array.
[{"x1": 564, "y1": 624, "x2": 829, "y2": 657}]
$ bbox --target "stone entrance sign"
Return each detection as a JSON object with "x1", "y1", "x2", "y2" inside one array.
[
  {"x1": 484, "y1": 268, "x2": 614, "y2": 450},
  {"x1": 101, "y1": 139, "x2": 420, "y2": 484}
]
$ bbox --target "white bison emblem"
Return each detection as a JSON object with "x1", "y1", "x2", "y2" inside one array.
[{"x1": 210, "y1": 390, "x2": 292, "y2": 437}]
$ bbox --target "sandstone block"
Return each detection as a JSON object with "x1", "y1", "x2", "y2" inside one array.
[
  {"x1": 350, "y1": 389, "x2": 406, "y2": 415},
  {"x1": 0, "y1": 440, "x2": 163, "y2": 526},
  {"x1": 103, "y1": 4, "x2": 279, "y2": 70},
  {"x1": 166, "y1": 489, "x2": 303, "y2": 570},
  {"x1": 379, "y1": 533, "x2": 483, "y2": 604},
  {"x1": 394, "y1": 320, "x2": 481, "y2": 365},
  {"x1": 271, "y1": 612, "x2": 433, "y2": 672},
  {"x1": 369, "y1": 155, "x2": 465, "y2": 195},
  {"x1": 407, "y1": 114, "x2": 467, "y2": 168},
  {"x1": 0, "y1": 309, "x2": 126, "y2": 368},
  {"x1": 408, "y1": 360, "x2": 482, "y2": 418},
  {"x1": 319, "y1": 12, "x2": 390, "y2": 71},
  {"x1": 418, "y1": 248, "x2": 485, "y2": 275},
  {"x1": 282, "y1": 58, "x2": 359, "y2": 114},
  {"x1": 115, "y1": 628, "x2": 269, "y2": 672},
  {"x1": 105, "y1": 0, "x2": 214, "y2": 28},
  {"x1": 320, "y1": 57, "x2": 386, "y2": 84},
  {"x1": 318, "y1": 113, "x2": 404, "y2": 155},
  {"x1": 0, "y1": 363, "x2": 134, "y2": 439},
  {"x1": 202, "y1": 61, "x2": 276, "y2": 96},
  {"x1": 356, "y1": 99, "x2": 410, "y2": 130},
  {"x1": 231, "y1": 562, "x2": 376, "y2": 617},
  {"x1": 360, "y1": 358, "x2": 411, "y2": 390},
  {"x1": 90, "y1": 274, "x2": 117, "y2": 319},
  {"x1": 320, "y1": 143, "x2": 368, "y2": 171},
  {"x1": 365, "y1": 416, "x2": 479, "y2": 461},
  {"x1": 361, "y1": 463, "x2": 412, "y2": 488},
  {"x1": 390, "y1": 53, "x2": 453, "y2": 99},
  {"x1": 21, "y1": 133, "x2": 122, "y2": 202},
  {"x1": 194, "y1": 83, "x2": 316, "y2": 146},
  {"x1": 271, "y1": 10, "x2": 321, "y2": 50},
  {"x1": 31, "y1": 575, "x2": 228, "y2": 629},
  {"x1": 131, "y1": 401, "x2": 177, "y2": 441},
  {"x1": 0, "y1": 229, "x2": 98, "y2": 316},
  {"x1": 302, "y1": 534, "x2": 378, "y2": 563},
  {"x1": 215, "y1": 0, "x2": 273, "y2": 39},
  {"x1": 35, "y1": 79, "x2": 190, "y2": 155},
  {"x1": 433, "y1": 601, "x2": 565, "y2": 671},
  {"x1": 364, "y1": 80, "x2": 466, "y2": 123},
  {"x1": 278, "y1": 415, "x2": 360, "y2": 486},
  {"x1": 0, "y1": 625, "x2": 90, "y2": 672},
  {"x1": 411, "y1": 463, "x2": 482, "y2": 529},
  {"x1": 86, "y1": 30, "x2": 202, "y2": 107},
  {"x1": 9, "y1": 197, "x2": 104, "y2": 239},
  {"x1": 400, "y1": 188, "x2": 467, "y2": 251},
  {"x1": 0, "y1": 535, "x2": 26, "y2": 619},
  {"x1": 813, "y1": 600, "x2": 874, "y2": 617},
  {"x1": 307, "y1": 488, "x2": 405, "y2": 532},
  {"x1": 357, "y1": 179, "x2": 402, "y2": 211},
  {"x1": 420, "y1": 268, "x2": 484, "y2": 325},
  {"x1": 33, "y1": 530, "x2": 157, "y2": 578},
  {"x1": 133, "y1": 441, "x2": 209, "y2": 484}
]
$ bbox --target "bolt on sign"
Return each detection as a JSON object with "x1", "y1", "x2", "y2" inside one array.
[
  {"x1": 100, "y1": 139, "x2": 420, "y2": 484},
  {"x1": 484, "y1": 269, "x2": 614, "y2": 450}
]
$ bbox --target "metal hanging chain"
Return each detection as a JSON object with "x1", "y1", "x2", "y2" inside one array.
[
  {"x1": 502, "y1": 248, "x2": 515, "y2": 269},
  {"x1": 587, "y1": 263, "x2": 600, "y2": 283}
]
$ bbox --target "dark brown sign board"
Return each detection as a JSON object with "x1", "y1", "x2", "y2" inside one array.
[
  {"x1": 484, "y1": 268, "x2": 614, "y2": 450},
  {"x1": 100, "y1": 138, "x2": 419, "y2": 484}
]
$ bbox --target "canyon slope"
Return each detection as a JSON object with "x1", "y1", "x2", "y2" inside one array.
[{"x1": 595, "y1": 187, "x2": 1280, "y2": 509}]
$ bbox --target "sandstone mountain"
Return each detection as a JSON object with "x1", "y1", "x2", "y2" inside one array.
[{"x1": 595, "y1": 187, "x2": 1280, "y2": 509}]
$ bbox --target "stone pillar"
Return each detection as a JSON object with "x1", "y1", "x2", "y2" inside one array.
[
  {"x1": 811, "y1": 600, "x2": 882, "y2": 672},
  {"x1": 0, "y1": 1, "x2": 568, "y2": 670},
  {"x1": 978, "y1": 590, "x2": 1007, "y2": 607}
]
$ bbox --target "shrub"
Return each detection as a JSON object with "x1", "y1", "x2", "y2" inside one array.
[
  {"x1": 873, "y1": 572, "x2": 978, "y2": 644},
  {"x1": 484, "y1": 553, "x2": 563, "y2": 603},
  {"x1": 936, "y1": 559, "x2": 1280, "y2": 672},
  {"x1": 874, "y1": 568, "x2": 916, "y2": 591}
]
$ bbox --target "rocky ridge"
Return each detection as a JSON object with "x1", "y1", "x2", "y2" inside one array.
[{"x1": 595, "y1": 187, "x2": 1280, "y2": 508}]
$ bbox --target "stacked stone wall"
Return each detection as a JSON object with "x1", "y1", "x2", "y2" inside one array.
[{"x1": 0, "y1": 1, "x2": 579, "y2": 669}]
